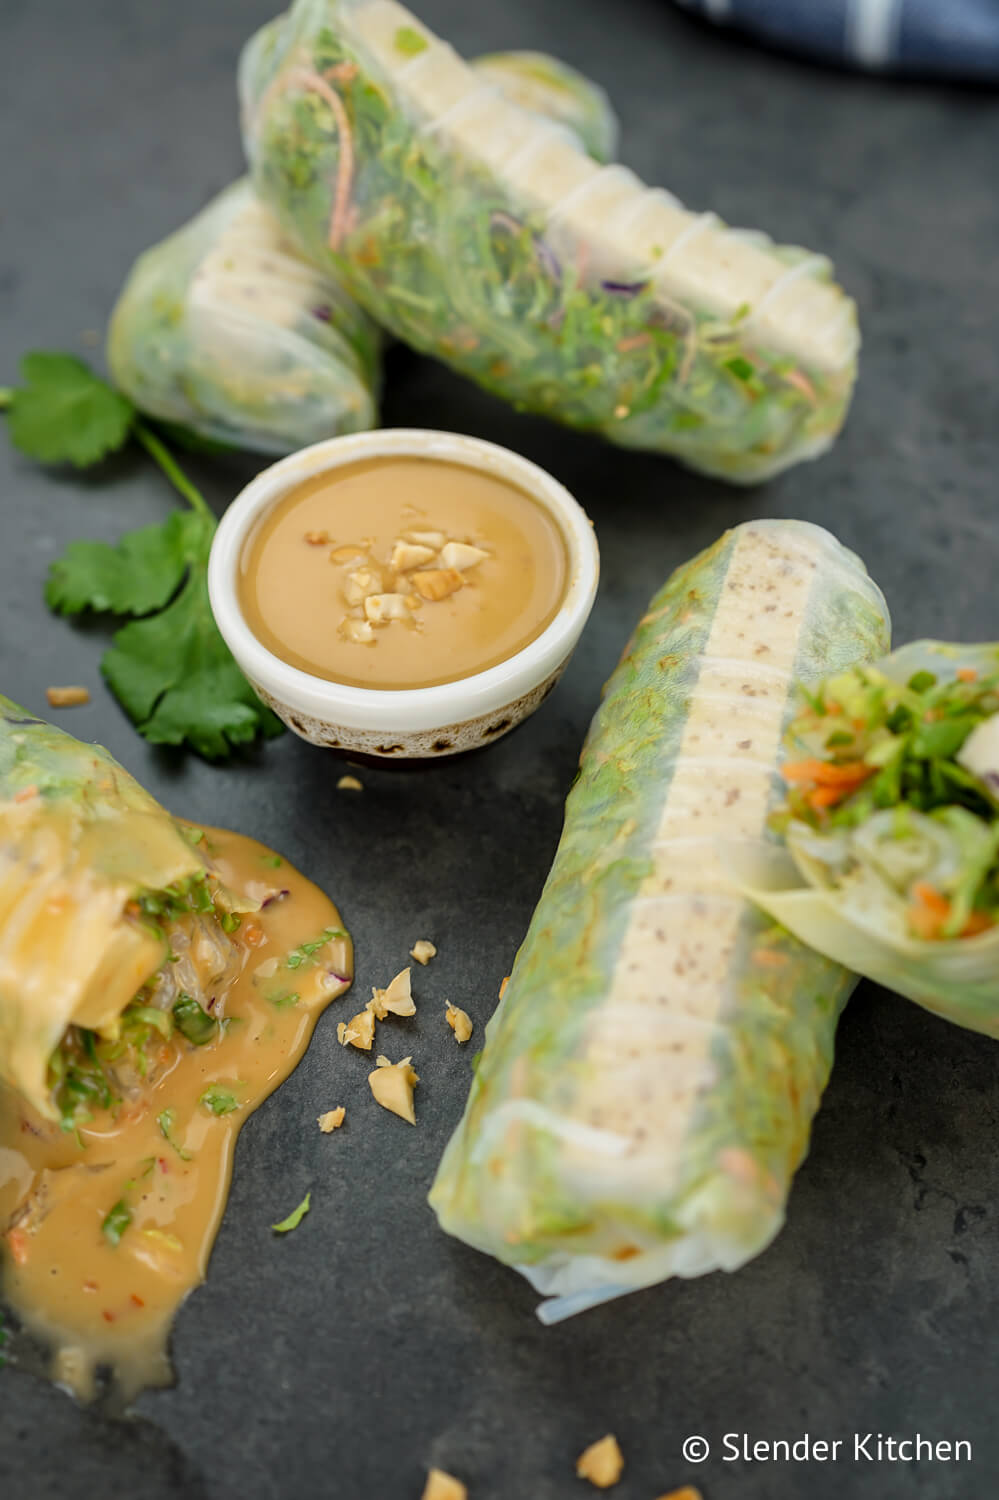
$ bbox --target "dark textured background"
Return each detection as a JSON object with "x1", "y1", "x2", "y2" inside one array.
[{"x1": 2, "y1": 1, "x2": 998, "y2": 1496}]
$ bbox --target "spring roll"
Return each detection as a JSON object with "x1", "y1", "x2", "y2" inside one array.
[
  {"x1": 746, "y1": 641, "x2": 999, "y2": 1039},
  {"x1": 241, "y1": 1, "x2": 858, "y2": 482},
  {"x1": 108, "y1": 49, "x2": 614, "y2": 456},
  {"x1": 0, "y1": 694, "x2": 256, "y2": 1120},
  {"x1": 430, "y1": 521, "x2": 889, "y2": 1320},
  {"x1": 107, "y1": 178, "x2": 382, "y2": 455}
]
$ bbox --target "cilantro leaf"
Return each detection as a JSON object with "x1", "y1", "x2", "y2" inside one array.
[
  {"x1": 45, "y1": 509, "x2": 203, "y2": 616},
  {"x1": 272, "y1": 1191, "x2": 311, "y2": 1234},
  {"x1": 199, "y1": 1084, "x2": 242, "y2": 1116},
  {"x1": 45, "y1": 505, "x2": 282, "y2": 758},
  {"x1": 7, "y1": 352, "x2": 135, "y2": 467},
  {"x1": 4, "y1": 350, "x2": 283, "y2": 759}
]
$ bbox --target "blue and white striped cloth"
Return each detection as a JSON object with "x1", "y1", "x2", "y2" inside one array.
[{"x1": 673, "y1": 0, "x2": 999, "y2": 77}]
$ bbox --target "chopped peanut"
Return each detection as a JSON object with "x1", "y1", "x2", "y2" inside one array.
[
  {"x1": 367, "y1": 968, "x2": 415, "y2": 1019},
  {"x1": 337, "y1": 775, "x2": 363, "y2": 791},
  {"x1": 368, "y1": 1055, "x2": 419, "y2": 1123},
  {"x1": 317, "y1": 1107, "x2": 346, "y2": 1133},
  {"x1": 576, "y1": 1435, "x2": 624, "y2": 1489},
  {"x1": 337, "y1": 1010, "x2": 376, "y2": 1051},
  {"x1": 445, "y1": 1004, "x2": 473, "y2": 1044},
  {"x1": 421, "y1": 1470, "x2": 467, "y2": 1500},
  {"x1": 404, "y1": 529, "x2": 445, "y2": 550},
  {"x1": 364, "y1": 592, "x2": 411, "y2": 623},
  {"x1": 329, "y1": 544, "x2": 366, "y2": 563},
  {"x1": 410, "y1": 568, "x2": 464, "y2": 602},
  {"x1": 338, "y1": 618, "x2": 375, "y2": 644},
  {"x1": 344, "y1": 566, "x2": 382, "y2": 606},
  {"x1": 410, "y1": 939, "x2": 437, "y2": 965},
  {"x1": 390, "y1": 540, "x2": 437, "y2": 572},
  {"x1": 45, "y1": 686, "x2": 91, "y2": 708},
  {"x1": 304, "y1": 530, "x2": 330, "y2": 546},
  {"x1": 437, "y1": 541, "x2": 489, "y2": 571}
]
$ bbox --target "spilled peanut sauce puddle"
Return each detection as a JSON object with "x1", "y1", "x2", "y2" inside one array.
[{"x1": 0, "y1": 824, "x2": 352, "y2": 1403}]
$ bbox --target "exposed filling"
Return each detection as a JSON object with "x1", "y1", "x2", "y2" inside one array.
[
  {"x1": 0, "y1": 825, "x2": 351, "y2": 1403},
  {"x1": 778, "y1": 657, "x2": 999, "y2": 941},
  {"x1": 238, "y1": 455, "x2": 569, "y2": 690}
]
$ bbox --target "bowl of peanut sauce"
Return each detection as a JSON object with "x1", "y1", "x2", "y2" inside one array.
[{"x1": 208, "y1": 428, "x2": 600, "y2": 759}]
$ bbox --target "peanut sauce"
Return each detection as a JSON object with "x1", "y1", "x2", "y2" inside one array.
[{"x1": 0, "y1": 826, "x2": 352, "y2": 1403}]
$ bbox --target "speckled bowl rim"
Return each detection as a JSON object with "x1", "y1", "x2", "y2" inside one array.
[{"x1": 208, "y1": 429, "x2": 600, "y2": 734}]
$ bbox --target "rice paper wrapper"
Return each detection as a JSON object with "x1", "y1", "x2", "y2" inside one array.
[
  {"x1": 470, "y1": 50, "x2": 618, "y2": 163},
  {"x1": 0, "y1": 696, "x2": 212, "y2": 1116},
  {"x1": 241, "y1": 0, "x2": 859, "y2": 482},
  {"x1": 745, "y1": 641, "x2": 999, "y2": 1039},
  {"x1": 107, "y1": 177, "x2": 382, "y2": 455},
  {"x1": 430, "y1": 520, "x2": 890, "y2": 1320}
]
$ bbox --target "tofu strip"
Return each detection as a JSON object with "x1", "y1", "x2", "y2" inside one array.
[{"x1": 430, "y1": 521, "x2": 890, "y2": 1320}]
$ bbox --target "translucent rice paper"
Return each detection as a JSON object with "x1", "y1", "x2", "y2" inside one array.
[
  {"x1": 747, "y1": 641, "x2": 999, "y2": 1040},
  {"x1": 0, "y1": 696, "x2": 211, "y2": 1117},
  {"x1": 471, "y1": 51, "x2": 618, "y2": 163},
  {"x1": 241, "y1": 0, "x2": 859, "y2": 482},
  {"x1": 430, "y1": 522, "x2": 890, "y2": 1321},
  {"x1": 107, "y1": 178, "x2": 382, "y2": 455}
]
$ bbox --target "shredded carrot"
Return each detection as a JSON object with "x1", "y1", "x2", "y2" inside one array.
[
  {"x1": 130, "y1": 1293, "x2": 145, "y2": 1308},
  {"x1": 783, "y1": 758, "x2": 873, "y2": 788},
  {"x1": 102, "y1": 1310, "x2": 116, "y2": 1324},
  {"x1": 617, "y1": 332, "x2": 652, "y2": 353},
  {"x1": 783, "y1": 367, "x2": 818, "y2": 404},
  {"x1": 5, "y1": 1228, "x2": 29, "y2": 1266},
  {"x1": 13, "y1": 785, "x2": 38, "y2": 803},
  {"x1": 751, "y1": 948, "x2": 789, "y2": 968},
  {"x1": 498, "y1": 975, "x2": 510, "y2": 1000},
  {"x1": 957, "y1": 667, "x2": 978, "y2": 682},
  {"x1": 960, "y1": 911, "x2": 993, "y2": 937},
  {"x1": 908, "y1": 882, "x2": 951, "y2": 940},
  {"x1": 808, "y1": 786, "x2": 844, "y2": 810}
]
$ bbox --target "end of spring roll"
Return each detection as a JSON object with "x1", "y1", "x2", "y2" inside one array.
[
  {"x1": 429, "y1": 520, "x2": 889, "y2": 1320},
  {"x1": 744, "y1": 641, "x2": 999, "y2": 1039},
  {"x1": 242, "y1": 0, "x2": 859, "y2": 481},
  {"x1": 0, "y1": 695, "x2": 249, "y2": 1118},
  {"x1": 107, "y1": 178, "x2": 382, "y2": 455}
]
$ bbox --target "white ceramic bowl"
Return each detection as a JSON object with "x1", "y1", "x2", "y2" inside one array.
[{"x1": 208, "y1": 429, "x2": 600, "y2": 759}]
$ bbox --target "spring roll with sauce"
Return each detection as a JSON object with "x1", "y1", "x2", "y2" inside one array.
[
  {"x1": 0, "y1": 696, "x2": 352, "y2": 1399},
  {"x1": 241, "y1": 1, "x2": 858, "y2": 482},
  {"x1": 747, "y1": 641, "x2": 999, "y2": 1038},
  {"x1": 430, "y1": 521, "x2": 889, "y2": 1320}
]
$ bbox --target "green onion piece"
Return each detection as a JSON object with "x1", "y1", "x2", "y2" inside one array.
[
  {"x1": 157, "y1": 1107, "x2": 193, "y2": 1161},
  {"x1": 173, "y1": 993, "x2": 217, "y2": 1046},
  {"x1": 272, "y1": 1191, "x2": 311, "y2": 1234},
  {"x1": 102, "y1": 1198, "x2": 132, "y2": 1246}
]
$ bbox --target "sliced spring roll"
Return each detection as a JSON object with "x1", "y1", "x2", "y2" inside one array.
[
  {"x1": 107, "y1": 178, "x2": 382, "y2": 455},
  {"x1": 241, "y1": 1, "x2": 858, "y2": 482},
  {"x1": 0, "y1": 694, "x2": 354, "y2": 1399},
  {"x1": 0, "y1": 694, "x2": 252, "y2": 1118},
  {"x1": 745, "y1": 642, "x2": 999, "y2": 1038},
  {"x1": 430, "y1": 521, "x2": 889, "y2": 1320}
]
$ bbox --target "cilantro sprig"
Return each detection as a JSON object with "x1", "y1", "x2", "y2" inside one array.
[{"x1": 1, "y1": 352, "x2": 283, "y2": 759}]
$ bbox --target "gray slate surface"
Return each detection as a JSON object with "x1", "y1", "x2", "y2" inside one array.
[{"x1": 1, "y1": 1, "x2": 998, "y2": 1497}]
